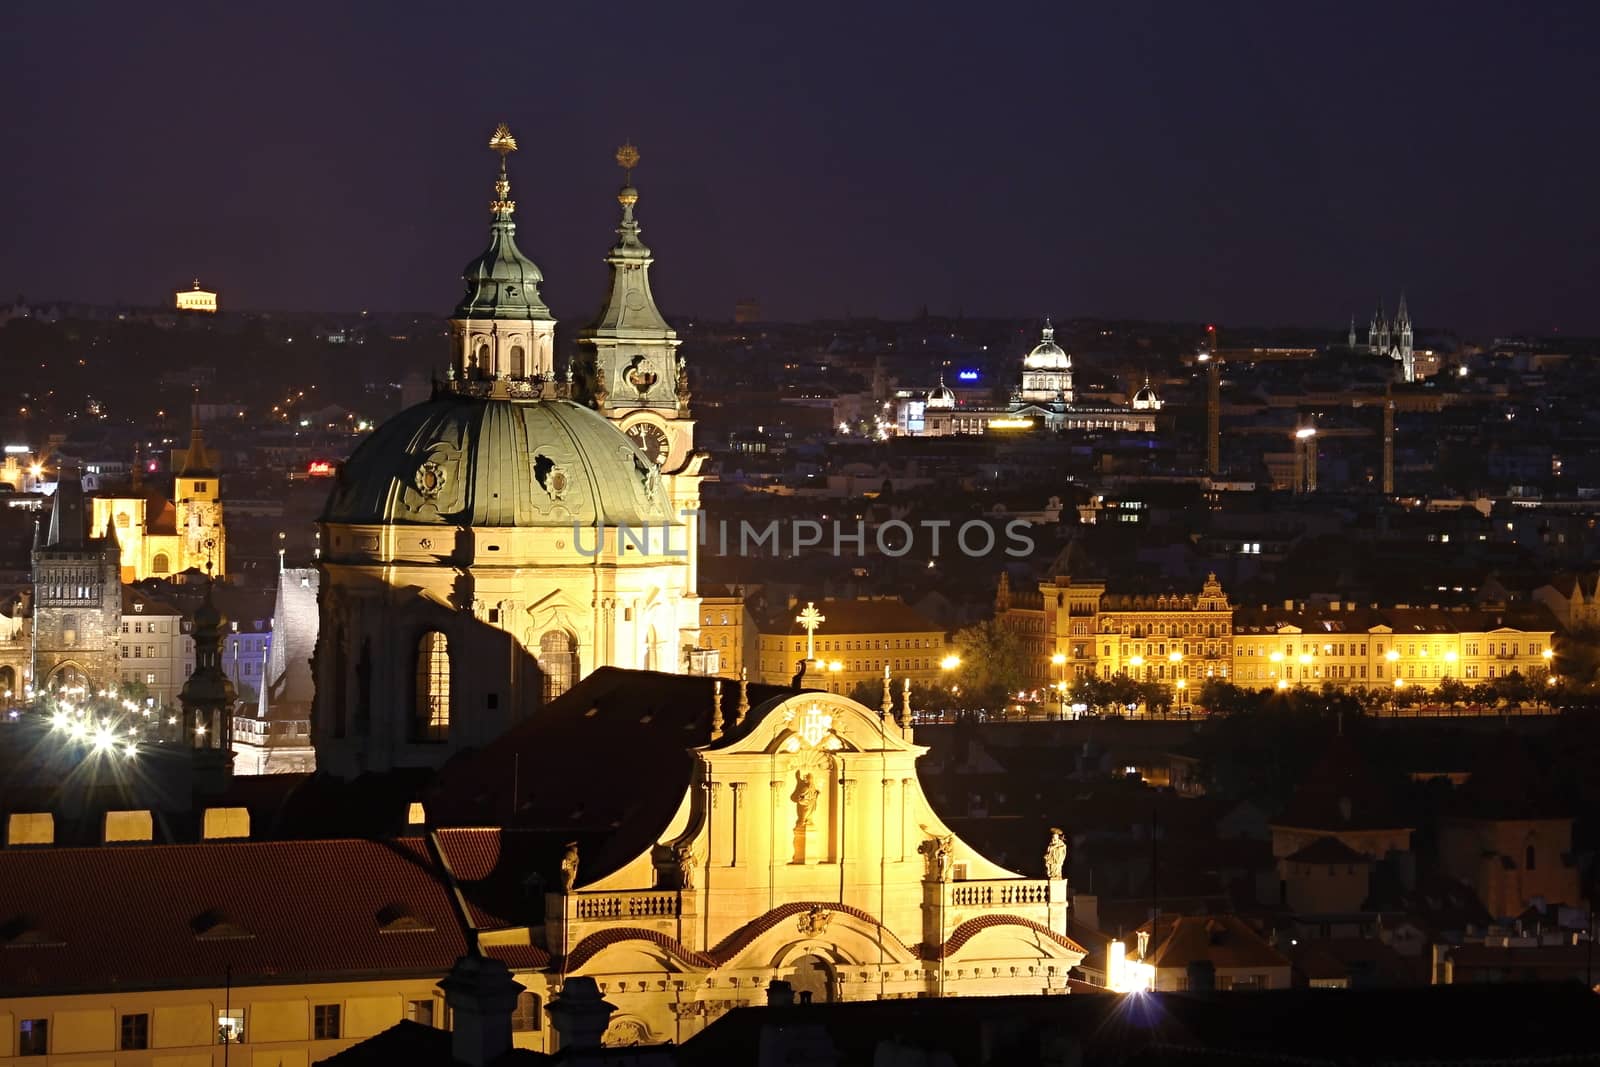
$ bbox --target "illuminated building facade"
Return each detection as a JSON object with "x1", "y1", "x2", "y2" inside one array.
[
  {"x1": 755, "y1": 597, "x2": 951, "y2": 695},
  {"x1": 91, "y1": 416, "x2": 227, "y2": 581},
  {"x1": 174, "y1": 278, "x2": 218, "y2": 312},
  {"x1": 894, "y1": 321, "x2": 1158, "y2": 437},
  {"x1": 1231, "y1": 605, "x2": 1556, "y2": 693},
  {"x1": 1005, "y1": 574, "x2": 1233, "y2": 711}
]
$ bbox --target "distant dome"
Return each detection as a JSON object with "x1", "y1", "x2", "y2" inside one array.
[
  {"x1": 1023, "y1": 321, "x2": 1071, "y2": 371},
  {"x1": 927, "y1": 377, "x2": 957, "y2": 409},
  {"x1": 1131, "y1": 379, "x2": 1161, "y2": 410},
  {"x1": 323, "y1": 393, "x2": 672, "y2": 528}
]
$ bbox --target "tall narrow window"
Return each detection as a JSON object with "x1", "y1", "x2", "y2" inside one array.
[
  {"x1": 540, "y1": 631, "x2": 576, "y2": 703},
  {"x1": 509, "y1": 345, "x2": 526, "y2": 378},
  {"x1": 417, "y1": 631, "x2": 450, "y2": 741}
]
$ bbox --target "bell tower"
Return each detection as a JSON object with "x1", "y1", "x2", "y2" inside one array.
[
  {"x1": 577, "y1": 142, "x2": 695, "y2": 474},
  {"x1": 450, "y1": 124, "x2": 556, "y2": 383},
  {"x1": 173, "y1": 399, "x2": 225, "y2": 577}
]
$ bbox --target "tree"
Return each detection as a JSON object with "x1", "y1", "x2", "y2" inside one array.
[{"x1": 951, "y1": 620, "x2": 1030, "y2": 708}]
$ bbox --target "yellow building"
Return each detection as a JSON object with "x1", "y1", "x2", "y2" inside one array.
[
  {"x1": 698, "y1": 592, "x2": 754, "y2": 679},
  {"x1": 1230, "y1": 604, "x2": 1556, "y2": 693},
  {"x1": 175, "y1": 278, "x2": 218, "y2": 312},
  {"x1": 91, "y1": 417, "x2": 226, "y2": 581},
  {"x1": 1004, "y1": 574, "x2": 1233, "y2": 710},
  {"x1": 756, "y1": 597, "x2": 950, "y2": 695},
  {"x1": 0, "y1": 827, "x2": 473, "y2": 1061}
]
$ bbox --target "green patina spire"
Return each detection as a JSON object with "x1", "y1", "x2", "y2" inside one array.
[{"x1": 455, "y1": 123, "x2": 553, "y2": 321}]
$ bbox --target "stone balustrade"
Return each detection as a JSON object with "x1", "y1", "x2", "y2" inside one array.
[
  {"x1": 570, "y1": 891, "x2": 681, "y2": 921},
  {"x1": 948, "y1": 879, "x2": 1052, "y2": 908}
]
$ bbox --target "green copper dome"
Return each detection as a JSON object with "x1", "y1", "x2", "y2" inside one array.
[
  {"x1": 322, "y1": 393, "x2": 673, "y2": 528},
  {"x1": 455, "y1": 214, "x2": 552, "y2": 320}
]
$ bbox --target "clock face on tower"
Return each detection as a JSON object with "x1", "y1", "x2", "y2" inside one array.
[{"x1": 625, "y1": 421, "x2": 671, "y2": 469}]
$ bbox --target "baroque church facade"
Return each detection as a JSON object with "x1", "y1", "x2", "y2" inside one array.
[
  {"x1": 90, "y1": 415, "x2": 227, "y2": 581},
  {"x1": 311, "y1": 129, "x2": 702, "y2": 778},
  {"x1": 425, "y1": 671, "x2": 1087, "y2": 1049}
]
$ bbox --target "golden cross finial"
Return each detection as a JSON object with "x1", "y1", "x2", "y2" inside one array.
[
  {"x1": 488, "y1": 124, "x2": 517, "y2": 217},
  {"x1": 616, "y1": 141, "x2": 640, "y2": 182}
]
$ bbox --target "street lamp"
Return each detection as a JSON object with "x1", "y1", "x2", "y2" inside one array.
[{"x1": 1050, "y1": 653, "x2": 1068, "y2": 720}]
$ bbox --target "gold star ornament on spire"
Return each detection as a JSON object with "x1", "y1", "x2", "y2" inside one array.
[
  {"x1": 490, "y1": 123, "x2": 519, "y2": 159},
  {"x1": 616, "y1": 141, "x2": 640, "y2": 182},
  {"x1": 488, "y1": 123, "x2": 517, "y2": 217}
]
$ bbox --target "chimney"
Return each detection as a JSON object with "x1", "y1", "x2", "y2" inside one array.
[
  {"x1": 766, "y1": 979, "x2": 795, "y2": 1007},
  {"x1": 202, "y1": 807, "x2": 250, "y2": 840},
  {"x1": 1186, "y1": 960, "x2": 1216, "y2": 993},
  {"x1": 5, "y1": 812, "x2": 53, "y2": 846},
  {"x1": 547, "y1": 975, "x2": 617, "y2": 1054},
  {"x1": 440, "y1": 953, "x2": 526, "y2": 1066},
  {"x1": 104, "y1": 810, "x2": 154, "y2": 844}
]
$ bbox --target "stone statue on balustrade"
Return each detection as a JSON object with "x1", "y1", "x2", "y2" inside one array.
[
  {"x1": 560, "y1": 841, "x2": 580, "y2": 894},
  {"x1": 919, "y1": 834, "x2": 954, "y2": 883},
  {"x1": 1044, "y1": 827, "x2": 1068, "y2": 881},
  {"x1": 674, "y1": 841, "x2": 699, "y2": 890}
]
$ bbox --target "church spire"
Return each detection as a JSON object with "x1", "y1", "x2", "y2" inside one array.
[
  {"x1": 179, "y1": 390, "x2": 216, "y2": 477},
  {"x1": 579, "y1": 142, "x2": 681, "y2": 414},
  {"x1": 454, "y1": 124, "x2": 551, "y2": 322}
]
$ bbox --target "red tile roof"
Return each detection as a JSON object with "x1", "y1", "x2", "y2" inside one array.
[
  {"x1": 769, "y1": 597, "x2": 944, "y2": 636},
  {"x1": 1283, "y1": 836, "x2": 1372, "y2": 866},
  {"x1": 0, "y1": 837, "x2": 468, "y2": 996},
  {"x1": 934, "y1": 914, "x2": 1088, "y2": 960},
  {"x1": 705, "y1": 901, "x2": 919, "y2": 965},
  {"x1": 1139, "y1": 913, "x2": 1289, "y2": 972},
  {"x1": 566, "y1": 927, "x2": 714, "y2": 971}
]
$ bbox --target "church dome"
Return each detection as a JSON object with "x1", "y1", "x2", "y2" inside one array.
[
  {"x1": 1023, "y1": 321, "x2": 1071, "y2": 370},
  {"x1": 1131, "y1": 378, "x2": 1161, "y2": 410},
  {"x1": 322, "y1": 392, "x2": 673, "y2": 528},
  {"x1": 926, "y1": 376, "x2": 957, "y2": 409}
]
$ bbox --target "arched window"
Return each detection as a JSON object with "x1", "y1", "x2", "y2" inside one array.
[
  {"x1": 152, "y1": 553, "x2": 171, "y2": 573},
  {"x1": 1525, "y1": 836, "x2": 1537, "y2": 871},
  {"x1": 540, "y1": 631, "x2": 577, "y2": 703},
  {"x1": 0, "y1": 666, "x2": 14, "y2": 695},
  {"x1": 509, "y1": 345, "x2": 526, "y2": 378},
  {"x1": 474, "y1": 343, "x2": 490, "y2": 374},
  {"x1": 511, "y1": 991, "x2": 541, "y2": 1032},
  {"x1": 115, "y1": 512, "x2": 130, "y2": 528},
  {"x1": 416, "y1": 632, "x2": 450, "y2": 741},
  {"x1": 61, "y1": 615, "x2": 79, "y2": 647}
]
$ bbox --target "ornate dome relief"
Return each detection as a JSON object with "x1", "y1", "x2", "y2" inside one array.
[{"x1": 322, "y1": 394, "x2": 675, "y2": 529}]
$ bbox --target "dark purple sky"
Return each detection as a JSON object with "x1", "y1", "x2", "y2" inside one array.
[{"x1": 3, "y1": 1, "x2": 1597, "y2": 335}]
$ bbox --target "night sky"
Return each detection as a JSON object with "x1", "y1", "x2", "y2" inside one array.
[{"x1": 3, "y1": 1, "x2": 1597, "y2": 335}]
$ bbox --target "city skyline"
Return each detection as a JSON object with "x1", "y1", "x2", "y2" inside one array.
[{"x1": 3, "y1": 1, "x2": 1598, "y2": 334}]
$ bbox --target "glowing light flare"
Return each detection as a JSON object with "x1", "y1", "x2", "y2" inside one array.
[{"x1": 940, "y1": 655, "x2": 961, "y2": 671}]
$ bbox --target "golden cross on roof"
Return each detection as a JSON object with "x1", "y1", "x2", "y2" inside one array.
[{"x1": 795, "y1": 600, "x2": 825, "y2": 662}]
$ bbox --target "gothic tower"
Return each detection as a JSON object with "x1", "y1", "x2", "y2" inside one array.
[
  {"x1": 172, "y1": 404, "x2": 225, "y2": 576},
  {"x1": 32, "y1": 466, "x2": 122, "y2": 691},
  {"x1": 450, "y1": 124, "x2": 556, "y2": 383},
  {"x1": 1395, "y1": 292, "x2": 1415, "y2": 382},
  {"x1": 180, "y1": 582, "x2": 236, "y2": 792}
]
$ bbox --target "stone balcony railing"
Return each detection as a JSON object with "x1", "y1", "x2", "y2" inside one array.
[
  {"x1": 947, "y1": 879, "x2": 1054, "y2": 908},
  {"x1": 568, "y1": 890, "x2": 681, "y2": 921}
]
